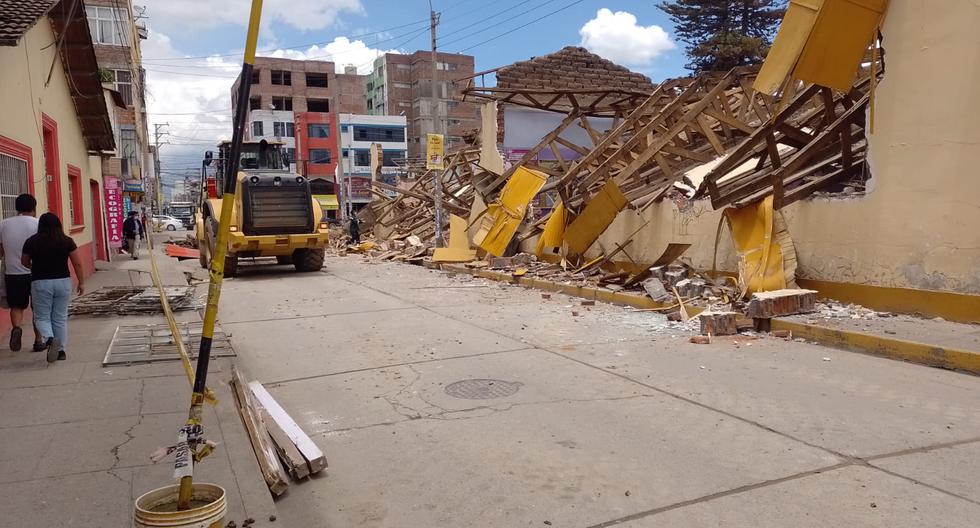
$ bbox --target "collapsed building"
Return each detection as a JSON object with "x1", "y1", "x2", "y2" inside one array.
[{"x1": 353, "y1": 0, "x2": 980, "y2": 327}]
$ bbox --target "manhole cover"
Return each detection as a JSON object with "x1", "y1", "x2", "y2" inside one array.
[{"x1": 444, "y1": 379, "x2": 521, "y2": 400}]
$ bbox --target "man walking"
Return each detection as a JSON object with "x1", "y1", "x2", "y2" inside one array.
[
  {"x1": 0, "y1": 194, "x2": 41, "y2": 351},
  {"x1": 122, "y1": 210, "x2": 146, "y2": 260}
]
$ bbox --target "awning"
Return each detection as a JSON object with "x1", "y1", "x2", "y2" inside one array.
[{"x1": 314, "y1": 194, "x2": 339, "y2": 210}]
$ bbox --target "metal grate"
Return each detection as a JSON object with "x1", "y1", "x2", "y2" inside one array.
[
  {"x1": 70, "y1": 286, "x2": 199, "y2": 316},
  {"x1": 102, "y1": 321, "x2": 234, "y2": 366},
  {"x1": 444, "y1": 379, "x2": 522, "y2": 400}
]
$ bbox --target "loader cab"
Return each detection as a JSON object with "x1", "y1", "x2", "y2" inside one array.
[{"x1": 209, "y1": 140, "x2": 288, "y2": 190}]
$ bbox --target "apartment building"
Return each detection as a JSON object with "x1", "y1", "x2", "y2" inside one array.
[
  {"x1": 85, "y1": 0, "x2": 150, "y2": 217},
  {"x1": 232, "y1": 57, "x2": 367, "y2": 165},
  {"x1": 365, "y1": 51, "x2": 479, "y2": 157},
  {"x1": 335, "y1": 115, "x2": 407, "y2": 211}
]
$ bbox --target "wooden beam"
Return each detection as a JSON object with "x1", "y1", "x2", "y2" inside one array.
[
  {"x1": 231, "y1": 366, "x2": 289, "y2": 495},
  {"x1": 249, "y1": 380, "x2": 328, "y2": 475}
]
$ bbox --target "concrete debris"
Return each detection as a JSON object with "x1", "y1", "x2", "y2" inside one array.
[{"x1": 641, "y1": 278, "x2": 670, "y2": 301}]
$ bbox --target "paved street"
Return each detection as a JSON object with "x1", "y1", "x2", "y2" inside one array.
[{"x1": 222, "y1": 256, "x2": 980, "y2": 527}]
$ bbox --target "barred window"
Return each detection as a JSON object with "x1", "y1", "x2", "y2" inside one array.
[{"x1": 0, "y1": 153, "x2": 29, "y2": 219}]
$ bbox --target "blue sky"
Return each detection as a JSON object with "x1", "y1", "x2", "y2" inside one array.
[{"x1": 146, "y1": 0, "x2": 688, "y2": 184}]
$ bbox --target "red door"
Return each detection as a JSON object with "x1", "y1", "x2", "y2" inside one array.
[
  {"x1": 42, "y1": 115, "x2": 62, "y2": 217},
  {"x1": 90, "y1": 180, "x2": 107, "y2": 260}
]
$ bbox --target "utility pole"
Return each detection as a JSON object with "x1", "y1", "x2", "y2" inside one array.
[
  {"x1": 428, "y1": 1, "x2": 444, "y2": 247},
  {"x1": 153, "y1": 123, "x2": 169, "y2": 215}
]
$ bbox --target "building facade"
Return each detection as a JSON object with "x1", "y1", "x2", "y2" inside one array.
[
  {"x1": 335, "y1": 115, "x2": 407, "y2": 211},
  {"x1": 366, "y1": 51, "x2": 480, "y2": 157},
  {"x1": 85, "y1": 0, "x2": 151, "y2": 225},
  {"x1": 232, "y1": 57, "x2": 367, "y2": 167},
  {"x1": 0, "y1": 0, "x2": 116, "y2": 290}
]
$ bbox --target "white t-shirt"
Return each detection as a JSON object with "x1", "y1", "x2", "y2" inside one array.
[{"x1": 0, "y1": 215, "x2": 39, "y2": 275}]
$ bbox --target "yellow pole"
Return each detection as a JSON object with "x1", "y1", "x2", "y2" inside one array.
[{"x1": 176, "y1": 0, "x2": 263, "y2": 510}]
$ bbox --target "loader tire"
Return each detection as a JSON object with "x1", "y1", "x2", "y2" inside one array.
[
  {"x1": 223, "y1": 253, "x2": 239, "y2": 278},
  {"x1": 199, "y1": 243, "x2": 209, "y2": 269},
  {"x1": 293, "y1": 248, "x2": 324, "y2": 272},
  {"x1": 276, "y1": 255, "x2": 293, "y2": 265}
]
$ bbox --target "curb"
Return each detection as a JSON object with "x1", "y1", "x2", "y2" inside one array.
[
  {"x1": 771, "y1": 319, "x2": 980, "y2": 375},
  {"x1": 439, "y1": 263, "x2": 980, "y2": 375}
]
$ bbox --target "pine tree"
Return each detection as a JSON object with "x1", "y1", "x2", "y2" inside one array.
[{"x1": 658, "y1": 0, "x2": 786, "y2": 73}]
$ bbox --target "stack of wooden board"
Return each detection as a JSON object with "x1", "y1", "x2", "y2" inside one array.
[{"x1": 231, "y1": 366, "x2": 327, "y2": 495}]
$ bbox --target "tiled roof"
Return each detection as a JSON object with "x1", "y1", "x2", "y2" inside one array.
[
  {"x1": 0, "y1": 0, "x2": 58, "y2": 46},
  {"x1": 496, "y1": 46, "x2": 656, "y2": 93}
]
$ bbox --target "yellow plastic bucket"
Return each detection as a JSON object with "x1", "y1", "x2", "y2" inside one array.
[{"x1": 134, "y1": 483, "x2": 227, "y2": 528}]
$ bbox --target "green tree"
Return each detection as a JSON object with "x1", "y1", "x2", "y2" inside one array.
[{"x1": 658, "y1": 0, "x2": 786, "y2": 73}]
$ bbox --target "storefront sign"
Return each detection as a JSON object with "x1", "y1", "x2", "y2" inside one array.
[
  {"x1": 104, "y1": 177, "x2": 123, "y2": 248},
  {"x1": 124, "y1": 179, "x2": 143, "y2": 192}
]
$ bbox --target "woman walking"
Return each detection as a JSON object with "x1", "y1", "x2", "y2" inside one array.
[{"x1": 21, "y1": 213, "x2": 85, "y2": 362}]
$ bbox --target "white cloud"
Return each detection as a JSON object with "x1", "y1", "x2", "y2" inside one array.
[
  {"x1": 259, "y1": 37, "x2": 399, "y2": 74},
  {"x1": 579, "y1": 8, "x2": 675, "y2": 66},
  {"x1": 149, "y1": 0, "x2": 363, "y2": 34},
  {"x1": 143, "y1": 32, "x2": 400, "y2": 187}
]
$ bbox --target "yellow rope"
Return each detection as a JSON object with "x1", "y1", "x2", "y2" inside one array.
[{"x1": 145, "y1": 233, "x2": 216, "y2": 404}]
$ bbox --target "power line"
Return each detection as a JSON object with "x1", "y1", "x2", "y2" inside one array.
[
  {"x1": 457, "y1": 0, "x2": 587, "y2": 53},
  {"x1": 437, "y1": 0, "x2": 552, "y2": 43},
  {"x1": 143, "y1": 19, "x2": 433, "y2": 62}
]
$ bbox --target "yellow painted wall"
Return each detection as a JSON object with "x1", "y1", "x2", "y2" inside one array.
[
  {"x1": 526, "y1": 0, "x2": 980, "y2": 295},
  {"x1": 0, "y1": 19, "x2": 103, "y2": 251}
]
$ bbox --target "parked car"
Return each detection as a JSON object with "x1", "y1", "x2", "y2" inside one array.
[{"x1": 153, "y1": 215, "x2": 183, "y2": 231}]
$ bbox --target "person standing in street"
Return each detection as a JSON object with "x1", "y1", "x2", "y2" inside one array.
[
  {"x1": 21, "y1": 213, "x2": 85, "y2": 362},
  {"x1": 349, "y1": 214, "x2": 361, "y2": 245},
  {"x1": 0, "y1": 194, "x2": 42, "y2": 352},
  {"x1": 123, "y1": 210, "x2": 146, "y2": 260}
]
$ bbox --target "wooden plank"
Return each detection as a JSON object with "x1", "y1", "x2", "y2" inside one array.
[
  {"x1": 248, "y1": 380, "x2": 328, "y2": 474},
  {"x1": 261, "y1": 408, "x2": 310, "y2": 480},
  {"x1": 231, "y1": 366, "x2": 289, "y2": 495}
]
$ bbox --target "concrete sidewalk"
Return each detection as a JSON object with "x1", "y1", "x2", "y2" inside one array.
[{"x1": 0, "y1": 236, "x2": 277, "y2": 527}]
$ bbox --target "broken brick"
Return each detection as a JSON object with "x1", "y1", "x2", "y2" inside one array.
[
  {"x1": 698, "y1": 311, "x2": 738, "y2": 336},
  {"x1": 746, "y1": 289, "x2": 818, "y2": 319}
]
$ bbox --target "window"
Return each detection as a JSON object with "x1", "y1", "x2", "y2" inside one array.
[
  {"x1": 286, "y1": 148, "x2": 296, "y2": 163},
  {"x1": 340, "y1": 124, "x2": 349, "y2": 133},
  {"x1": 67, "y1": 165, "x2": 84, "y2": 227},
  {"x1": 111, "y1": 70, "x2": 132, "y2": 106},
  {"x1": 394, "y1": 82, "x2": 411, "y2": 89},
  {"x1": 310, "y1": 179, "x2": 334, "y2": 194},
  {"x1": 0, "y1": 150, "x2": 29, "y2": 219},
  {"x1": 396, "y1": 64, "x2": 410, "y2": 71},
  {"x1": 249, "y1": 97, "x2": 261, "y2": 111},
  {"x1": 382, "y1": 151, "x2": 406, "y2": 167},
  {"x1": 306, "y1": 72, "x2": 328, "y2": 88},
  {"x1": 447, "y1": 101, "x2": 460, "y2": 109},
  {"x1": 251, "y1": 121, "x2": 264, "y2": 137},
  {"x1": 119, "y1": 126, "x2": 138, "y2": 176},
  {"x1": 310, "y1": 149, "x2": 331, "y2": 164},
  {"x1": 250, "y1": 69, "x2": 260, "y2": 84},
  {"x1": 353, "y1": 126, "x2": 405, "y2": 142},
  {"x1": 308, "y1": 123, "x2": 330, "y2": 138},
  {"x1": 307, "y1": 98, "x2": 329, "y2": 112},
  {"x1": 271, "y1": 70, "x2": 291, "y2": 85},
  {"x1": 271, "y1": 96, "x2": 293, "y2": 111},
  {"x1": 273, "y1": 122, "x2": 294, "y2": 138},
  {"x1": 85, "y1": 6, "x2": 129, "y2": 46}
]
